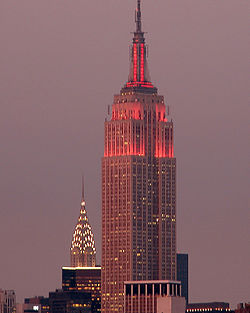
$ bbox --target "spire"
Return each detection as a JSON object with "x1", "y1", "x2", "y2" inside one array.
[
  {"x1": 136, "y1": 0, "x2": 142, "y2": 33},
  {"x1": 81, "y1": 174, "x2": 85, "y2": 206},
  {"x1": 71, "y1": 179, "x2": 97, "y2": 268},
  {"x1": 121, "y1": 0, "x2": 157, "y2": 94}
]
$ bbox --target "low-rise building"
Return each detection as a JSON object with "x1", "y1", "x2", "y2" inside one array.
[
  {"x1": 124, "y1": 280, "x2": 186, "y2": 313},
  {"x1": 235, "y1": 303, "x2": 250, "y2": 313},
  {"x1": 49, "y1": 289, "x2": 92, "y2": 313}
]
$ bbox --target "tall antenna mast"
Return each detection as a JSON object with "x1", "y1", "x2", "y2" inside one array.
[{"x1": 135, "y1": 0, "x2": 142, "y2": 32}]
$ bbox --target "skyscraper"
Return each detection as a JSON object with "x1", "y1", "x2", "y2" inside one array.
[
  {"x1": 71, "y1": 178, "x2": 96, "y2": 267},
  {"x1": 67, "y1": 179, "x2": 101, "y2": 312},
  {"x1": 102, "y1": 1, "x2": 177, "y2": 311}
]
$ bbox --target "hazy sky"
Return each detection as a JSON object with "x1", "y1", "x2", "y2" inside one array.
[{"x1": 0, "y1": 0, "x2": 249, "y2": 308}]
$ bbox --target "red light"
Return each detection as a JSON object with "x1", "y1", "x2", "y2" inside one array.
[
  {"x1": 140, "y1": 44, "x2": 144, "y2": 82},
  {"x1": 133, "y1": 43, "x2": 137, "y2": 82},
  {"x1": 125, "y1": 82, "x2": 154, "y2": 89}
]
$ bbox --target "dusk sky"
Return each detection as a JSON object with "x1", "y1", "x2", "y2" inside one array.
[{"x1": 0, "y1": 0, "x2": 249, "y2": 308}]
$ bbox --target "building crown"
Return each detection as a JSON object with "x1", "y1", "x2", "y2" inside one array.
[
  {"x1": 121, "y1": 0, "x2": 157, "y2": 94},
  {"x1": 70, "y1": 177, "x2": 96, "y2": 267}
]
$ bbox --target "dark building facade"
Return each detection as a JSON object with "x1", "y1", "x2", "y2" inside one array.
[
  {"x1": 177, "y1": 253, "x2": 188, "y2": 303},
  {"x1": 235, "y1": 303, "x2": 250, "y2": 313},
  {"x1": 62, "y1": 267, "x2": 101, "y2": 312},
  {"x1": 49, "y1": 290, "x2": 92, "y2": 313},
  {"x1": 40, "y1": 298, "x2": 49, "y2": 313},
  {"x1": 102, "y1": 1, "x2": 177, "y2": 311}
]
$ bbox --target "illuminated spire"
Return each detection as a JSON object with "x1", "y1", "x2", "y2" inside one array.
[
  {"x1": 121, "y1": 0, "x2": 157, "y2": 94},
  {"x1": 70, "y1": 180, "x2": 96, "y2": 267}
]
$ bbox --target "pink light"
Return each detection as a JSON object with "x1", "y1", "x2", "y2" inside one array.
[
  {"x1": 133, "y1": 43, "x2": 137, "y2": 82},
  {"x1": 125, "y1": 82, "x2": 154, "y2": 89},
  {"x1": 141, "y1": 44, "x2": 144, "y2": 82}
]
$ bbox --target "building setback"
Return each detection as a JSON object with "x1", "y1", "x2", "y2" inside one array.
[{"x1": 102, "y1": 0, "x2": 176, "y2": 311}]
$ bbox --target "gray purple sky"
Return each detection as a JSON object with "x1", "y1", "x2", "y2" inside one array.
[{"x1": 0, "y1": 0, "x2": 249, "y2": 308}]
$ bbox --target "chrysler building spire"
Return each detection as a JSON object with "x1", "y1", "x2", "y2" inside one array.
[
  {"x1": 81, "y1": 174, "x2": 85, "y2": 206},
  {"x1": 70, "y1": 179, "x2": 96, "y2": 267}
]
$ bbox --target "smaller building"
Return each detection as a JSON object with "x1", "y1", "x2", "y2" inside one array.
[
  {"x1": 0, "y1": 289, "x2": 16, "y2": 313},
  {"x1": 177, "y1": 253, "x2": 188, "y2": 303},
  {"x1": 186, "y1": 302, "x2": 232, "y2": 312},
  {"x1": 49, "y1": 290, "x2": 92, "y2": 313},
  {"x1": 124, "y1": 280, "x2": 186, "y2": 313},
  {"x1": 235, "y1": 303, "x2": 250, "y2": 313},
  {"x1": 22, "y1": 297, "x2": 49, "y2": 313},
  {"x1": 62, "y1": 266, "x2": 101, "y2": 312}
]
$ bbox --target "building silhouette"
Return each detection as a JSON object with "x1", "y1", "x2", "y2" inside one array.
[
  {"x1": 101, "y1": 1, "x2": 177, "y2": 311},
  {"x1": 177, "y1": 253, "x2": 189, "y2": 303},
  {"x1": 235, "y1": 303, "x2": 250, "y2": 313},
  {"x1": 48, "y1": 290, "x2": 92, "y2": 313}
]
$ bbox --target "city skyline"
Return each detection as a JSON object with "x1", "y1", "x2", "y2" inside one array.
[{"x1": 0, "y1": 0, "x2": 249, "y2": 308}]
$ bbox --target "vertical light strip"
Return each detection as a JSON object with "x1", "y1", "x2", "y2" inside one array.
[
  {"x1": 141, "y1": 44, "x2": 144, "y2": 82},
  {"x1": 133, "y1": 43, "x2": 138, "y2": 82}
]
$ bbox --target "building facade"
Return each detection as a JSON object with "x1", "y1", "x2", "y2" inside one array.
[
  {"x1": 102, "y1": 1, "x2": 176, "y2": 311},
  {"x1": 22, "y1": 297, "x2": 49, "y2": 313},
  {"x1": 0, "y1": 290, "x2": 16, "y2": 313},
  {"x1": 124, "y1": 280, "x2": 185, "y2": 313},
  {"x1": 62, "y1": 267, "x2": 101, "y2": 312},
  {"x1": 48, "y1": 290, "x2": 92, "y2": 313},
  {"x1": 235, "y1": 303, "x2": 250, "y2": 313},
  {"x1": 177, "y1": 253, "x2": 188, "y2": 303}
]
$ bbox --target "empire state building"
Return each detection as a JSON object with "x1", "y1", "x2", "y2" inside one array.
[{"x1": 102, "y1": 1, "x2": 176, "y2": 311}]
